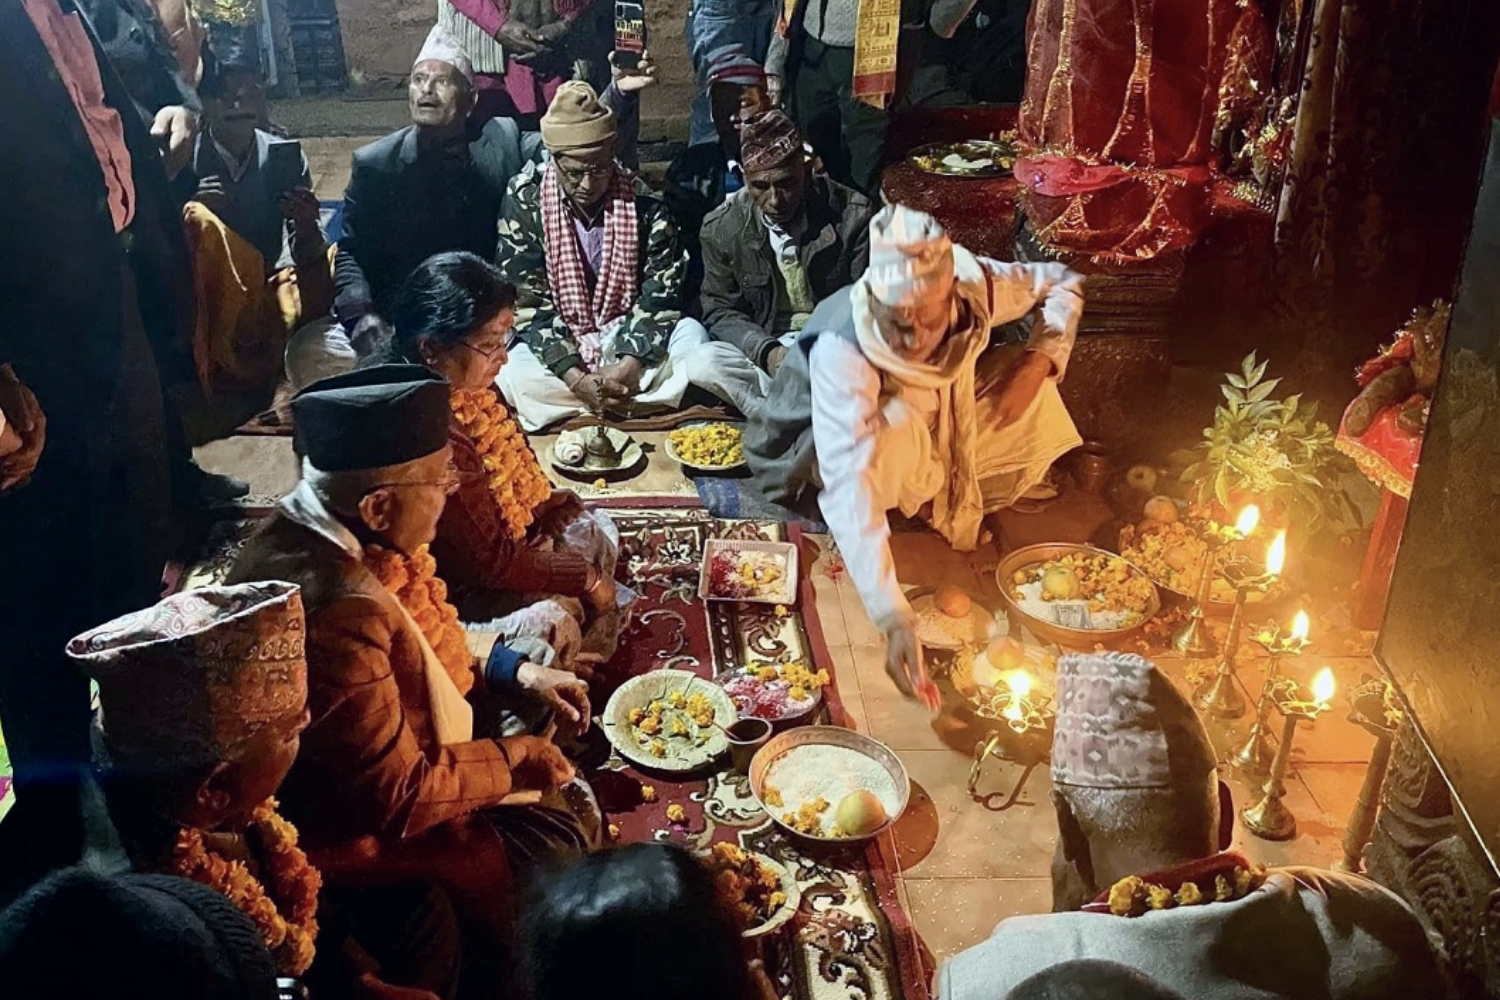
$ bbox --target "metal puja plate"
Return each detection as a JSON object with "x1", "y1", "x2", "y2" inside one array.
[
  {"x1": 602, "y1": 669, "x2": 737, "y2": 772},
  {"x1": 909, "y1": 139, "x2": 1017, "y2": 178},
  {"x1": 910, "y1": 592, "x2": 998, "y2": 651},
  {"x1": 549, "y1": 426, "x2": 646, "y2": 482},
  {"x1": 747, "y1": 726, "x2": 911, "y2": 843},
  {"x1": 995, "y1": 543, "x2": 1161, "y2": 649}
]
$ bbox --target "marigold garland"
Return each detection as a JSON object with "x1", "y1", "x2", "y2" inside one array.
[
  {"x1": 451, "y1": 388, "x2": 553, "y2": 540},
  {"x1": 366, "y1": 544, "x2": 475, "y2": 696},
  {"x1": 172, "y1": 798, "x2": 321, "y2": 977},
  {"x1": 1106, "y1": 864, "x2": 1265, "y2": 917}
]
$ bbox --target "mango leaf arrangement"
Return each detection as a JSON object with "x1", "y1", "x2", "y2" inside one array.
[{"x1": 1180, "y1": 353, "x2": 1358, "y2": 533}]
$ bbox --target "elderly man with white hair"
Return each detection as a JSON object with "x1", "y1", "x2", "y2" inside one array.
[
  {"x1": 745, "y1": 204, "x2": 1084, "y2": 705},
  {"x1": 321, "y1": 26, "x2": 544, "y2": 368},
  {"x1": 227, "y1": 365, "x2": 602, "y2": 966},
  {"x1": 293, "y1": 26, "x2": 650, "y2": 389}
]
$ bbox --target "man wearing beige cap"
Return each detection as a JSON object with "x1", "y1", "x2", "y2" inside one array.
[
  {"x1": 937, "y1": 652, "x2": 1439, "y2": 1000},
  {"x1": 745, "y1": 204, "x2": 1082, "y2": 707},
  {"x1": 495, "y1": 81, "x2": 769, "y2": 430}
]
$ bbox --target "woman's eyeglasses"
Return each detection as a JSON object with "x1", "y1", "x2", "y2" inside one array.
[{"x1": 459, "y1": 340, "x2": 509, "y2": 360}]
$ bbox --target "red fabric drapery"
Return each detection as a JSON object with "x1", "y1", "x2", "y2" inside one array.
[{"x1": 1014, "y1": 0, "x2": 1270, "y2": 260}]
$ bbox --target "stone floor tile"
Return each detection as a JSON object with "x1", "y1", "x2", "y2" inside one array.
[
  {"x1": 903, "y1": 878, "x2": 1052, "y2": 965},
  {"x1": 893, "y1": 750, "x2": 1057, "y2": 879}
]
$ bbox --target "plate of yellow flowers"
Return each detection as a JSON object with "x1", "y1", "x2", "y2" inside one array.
[
  {"x1": 699, "y1": 842, "x2": 801, "y2": 938},
  {"x1": 602, "y1": 669, "x2": 738, "y2": 772},
  {"x1": 665, "y1": 421, "x2": 746, "y2": 473}
]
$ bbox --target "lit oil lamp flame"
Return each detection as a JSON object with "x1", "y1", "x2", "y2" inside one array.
[
  {"x1": 1291, "y1": 609, "x2": 1311, "y2": 642},
  {"x1": 1002, "y1": 670, "x2": 1032, "y2": 723},
  {"x1": 1312, "y1": 667, "x2": 1336, "y2": 706},
  {"x1": 1235, "y1": 504, "x2": 1261, "y2": 537},
  {"x1": 1005, "y1": 670, "x2": 1033, "y2": 699},
  {"x1": 1265, "y1": 530, "x2": 1287, "y2": 577}
]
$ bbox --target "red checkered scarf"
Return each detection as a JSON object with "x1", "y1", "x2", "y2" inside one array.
[{"x1": 539, "y1": 160, "x2": 639, "y2": 370}]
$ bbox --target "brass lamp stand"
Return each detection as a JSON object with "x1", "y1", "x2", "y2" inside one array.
[
  {"x1": 1195, "y1": 557, "x2": 1277, "y2": 720},
  {"x1": 1243, "y1": 668, "x2": 1335, "y2": 841},
  {"x1": 967, "y1": 685, "x2": 1055, "y2": 811},
  {"x1": 1230, "y1": 614, "x2": 1310, "y2": 777},
  {"x1": 1334, "y1": 678, "x2": 1400, "y2": 873},
  {"x1": 1172, "y1": 509, "x2": 1259, "y2": 659}
]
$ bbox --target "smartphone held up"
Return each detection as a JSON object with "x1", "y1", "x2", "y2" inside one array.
[{"x1": 614, "y1": 0, "x2": 646, "y2": 69}]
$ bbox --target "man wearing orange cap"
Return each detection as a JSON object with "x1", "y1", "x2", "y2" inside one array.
[
  {"x1": 746, "y1": 204, "x2": 1083, "y2": 707},
  {"x1": 938, "y1": 652, "x2": 1439, "y2": 1000},
  {"x1": 67, "y1": 582, "x2": 462, "y2": 1000}
]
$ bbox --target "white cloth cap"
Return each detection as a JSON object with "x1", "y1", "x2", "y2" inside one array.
[
  {"x1": 865, "y1": 204, "x2": 956, "y2": 308},
  {"x1": 415, "y1": 24, "x2": 474, "y2": 82}
]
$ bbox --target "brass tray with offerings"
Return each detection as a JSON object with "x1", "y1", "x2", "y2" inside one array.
[{"x1": 908, "y1": 139, "x2": 1017, "y2": 178}]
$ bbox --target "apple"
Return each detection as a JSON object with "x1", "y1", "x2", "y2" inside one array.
[
  {"x1": 1041, "y1": 566, "x2": 1081, "y2": 601},
  {"x1": 935, "y1": 585, "x2": 972, "y2": 618},
  {"x1": 835, "y1": 790, "x2": 889, "y2": 837}
]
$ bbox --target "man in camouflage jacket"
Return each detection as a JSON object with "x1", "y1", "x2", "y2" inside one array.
[{"x1": 494, "y1": 81, "x2": 768, "y2": 431}]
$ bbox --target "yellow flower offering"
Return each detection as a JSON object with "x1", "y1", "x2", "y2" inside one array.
[
  {"x1": 668, "y1": 422, "x2": 744, "y2": 468},
  {"x1": 701, "y1": 843, "x2": 788, "y2": 932},
  {"x1": 1010, "y1": 551, "x2": 1156, "y2": 628},
  {"x1": 666, "y1": 804, "x2": 687, "y2": 823}
]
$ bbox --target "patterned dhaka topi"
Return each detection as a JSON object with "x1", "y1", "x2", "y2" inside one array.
[
  {"x1": 739, "y1": 110, "x2": 803, "y2": 175},
  {"x1": 66, "y1": 582, "x2": 308, "y2": 769},
  {"x1": 1050, "y1": 651, "x2": 1218, "y2": 790}
]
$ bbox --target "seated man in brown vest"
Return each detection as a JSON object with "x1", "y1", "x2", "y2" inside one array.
[{"x1": 226, "y1": 365, "x2": 597, "y2": 967}]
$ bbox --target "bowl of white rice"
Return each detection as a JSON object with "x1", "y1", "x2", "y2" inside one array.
[{"x1": 748, "y1": 727, "x2": 910, "y2": 842}]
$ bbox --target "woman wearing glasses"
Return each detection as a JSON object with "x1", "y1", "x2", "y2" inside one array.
[{"x1": 383, "y1": 251, "x2": 630, "y2": 662}]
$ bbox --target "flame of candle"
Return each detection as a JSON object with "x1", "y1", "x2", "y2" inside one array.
[
  {"x1": 1265, "y1": 530, "x2": 1287, "y2": 577},
  {"x1": 1291, "y1": 609, "x2": 1311, "y2": 642},
  {"x1": 1312, "y1": 667, "x2": 1336, "y2": 705},
  {"x1": 1002, "y1": 701, "x2": 1024, "y2": 723},
  {"x1": 1235, "y1": 504, "x2": 1262, "y2": 537}
]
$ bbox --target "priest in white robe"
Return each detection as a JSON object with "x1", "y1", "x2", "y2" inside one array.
[{"x1": 745, "y1": 205, "x2": 1084, "y2": 705}]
